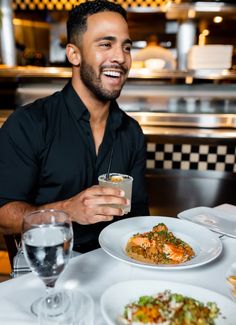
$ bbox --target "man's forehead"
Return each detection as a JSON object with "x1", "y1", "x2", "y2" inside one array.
[
  {"x1": 85, "y1": 11, "x2": 130, "y2": 40},
  {"x1": 86, "y1": 10, "x2": 127, "y2": 25}
]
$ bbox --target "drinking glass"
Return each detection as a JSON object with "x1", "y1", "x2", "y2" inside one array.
[
  {"x1": 98, "y1": 173, "x2": 133, "y2": 213},
  {"x1": 38, "y1": 290, "x2": 94, "y2": 325},
  {"x1": 21, "y1": 209, "x2": 73, "y2": 317}
]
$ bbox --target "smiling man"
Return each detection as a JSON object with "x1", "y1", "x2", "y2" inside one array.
[
  {"x1": 67, "y1": 8, "x2": 132, "y2": 103},
  {"x1": 0, "y1": 0, "x2": 149, "y2": 256}
]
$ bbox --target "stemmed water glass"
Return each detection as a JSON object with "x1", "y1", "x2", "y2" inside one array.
[{"x1": 21, "y1": 209, "x2": 73, "y2": 318}]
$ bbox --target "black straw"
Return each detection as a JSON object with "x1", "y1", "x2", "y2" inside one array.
[{"x1": 106, "y1": 146, "x2": 114, "y2": 180}]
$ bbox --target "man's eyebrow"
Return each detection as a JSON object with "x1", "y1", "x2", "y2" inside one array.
[
  {"x1": 95, "y1": 36, "x2": 132, "y2": 45},
  {"x1": 124, "y1": 38, "x2": 133, "y2": 46}
]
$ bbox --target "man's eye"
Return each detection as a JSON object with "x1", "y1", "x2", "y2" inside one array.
[
  {"x1": 100, "y1": 43, "x2": 111, "y2": 48},
  {"x1": 124, "y1": 45, "x2": 131, "y2": 53}
]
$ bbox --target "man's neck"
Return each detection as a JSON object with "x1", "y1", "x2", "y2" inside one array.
[
  {"x1": 71, "y1": 74, "x2": 110, "y2": 154},
  {"x1": 71, "y1": 74, "x2": 110, "y2": 122}
]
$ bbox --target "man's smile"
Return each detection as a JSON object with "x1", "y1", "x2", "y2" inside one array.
[{"x1": 102, "y1": 70, "x2": 122, "y2": 78}]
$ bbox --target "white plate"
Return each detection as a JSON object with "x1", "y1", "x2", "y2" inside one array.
[
  {"x1": 98, "y1": 216, "x2": 222, "y2": 270},
  {"x1": 100, "y1": 280, "x2": 236, "y2": 325},
  {"x1": 178, "y1": 206, "x2": 236, "y2": 238}
]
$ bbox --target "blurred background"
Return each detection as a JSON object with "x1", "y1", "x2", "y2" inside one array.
[{"x1": 0, "y1": 0, "x2": 235, "y2": 67}]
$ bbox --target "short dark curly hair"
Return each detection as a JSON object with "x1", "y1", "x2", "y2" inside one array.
[{"x1": 67, "y1": 0, "x2": 127, "y2": 45}]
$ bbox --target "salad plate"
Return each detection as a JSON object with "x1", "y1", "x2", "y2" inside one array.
[
  {"x1": 178, "y1": 206, "x2": 236, "y2": 238},
  {"x1": 98, "y1": 216, "x2": 222, "y2": 270},
  {"x1": 101, "y1": 280, "x2": 236, "y2": 325}
]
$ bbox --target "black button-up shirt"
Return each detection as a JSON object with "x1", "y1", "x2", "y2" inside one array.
[{"x1": 0, "y1": 82, "x2": 149, "y2": 249}]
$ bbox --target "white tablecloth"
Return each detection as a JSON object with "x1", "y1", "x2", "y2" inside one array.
[{"x1": 0, "y1": 235, "x2": 235, "y2": 324}]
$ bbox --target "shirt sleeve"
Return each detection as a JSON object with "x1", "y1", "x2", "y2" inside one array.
[
  {"x1": 0, "y1": 109, "x2": 40, "y2": 206},
  {"x1": 128, "y1": 122, "x2": 150, "y2": 217}
]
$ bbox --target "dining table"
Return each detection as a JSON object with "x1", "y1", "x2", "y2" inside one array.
[{"x1": 0, "y1": 215, "x2": 235, "y2": 324}]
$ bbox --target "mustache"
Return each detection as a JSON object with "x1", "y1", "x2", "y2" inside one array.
[{"x1": 101, "y1": 64, "x2": 128, "y2": 75}]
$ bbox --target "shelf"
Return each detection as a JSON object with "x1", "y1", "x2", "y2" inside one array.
[
  {"x1": 128, "y1": 68, "x2": 236, "y2": 81},
  {"x1": 0, "y1": 66, "x2": 72, "y2": 79},
  {"x1": 128, "y1": 111, "x2": 236, "y2": 129},
  {"x1": 1, "y1": 65, "x2": 236, "y2": 81}
]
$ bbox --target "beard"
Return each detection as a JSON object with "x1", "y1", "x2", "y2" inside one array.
[{"x1": 79, "y1": 59, "x2": 126, "y2": 102}]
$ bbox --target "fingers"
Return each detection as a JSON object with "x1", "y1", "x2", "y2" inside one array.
[
  {"x1": 89, "y1": 214, "x2": 114, "y2": 224},
  {"x1": 76, "y1": 205, "x2": 126, "y2": 225},
  {"x1": 83, "y1": 195, "x2": 130, "y2": 208},
  {"x1": 69, "y1": 185, "x2": 130, "y2": 225},
  {"x1": 78, "y1": 211, "x2": 117, "y2": 224},
  {"x1": 80, "y1": 185, "x2": 129, "y2": 209},
  {"x1": 86, "y1": 185, "x2": 125, "y2": 198}
]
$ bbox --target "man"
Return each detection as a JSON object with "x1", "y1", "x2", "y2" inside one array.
[{"x1": 0, "y1": 0, "x2": 149, "y2": 255}]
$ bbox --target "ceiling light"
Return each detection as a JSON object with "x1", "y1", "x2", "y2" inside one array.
[{"x1": 213, "y1": 16, "x2": 223, "y2": 23}]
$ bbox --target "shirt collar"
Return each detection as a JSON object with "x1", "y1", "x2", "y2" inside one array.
[
  {"x1": 62, "y1": 81, "x2": 123, "y2": 130},
  {"x1": 62, "y1": 82, "x2": 89, "y2": 121}
]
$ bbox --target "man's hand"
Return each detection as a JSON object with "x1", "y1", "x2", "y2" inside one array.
[
  {"x1": 0, "y1": 185, "x2": 129, "y2": 233},
  {"x1": 64, "y1": 185, "x2": 129, "y2": 224}
]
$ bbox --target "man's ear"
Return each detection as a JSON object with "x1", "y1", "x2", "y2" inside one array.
[{"x1": 66, "y1": 44, "x2": 81, "y2": 66}]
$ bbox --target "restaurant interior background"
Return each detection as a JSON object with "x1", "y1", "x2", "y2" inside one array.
[{"x1": 0, "y1": 0, "x2": 236, "y2": 277}]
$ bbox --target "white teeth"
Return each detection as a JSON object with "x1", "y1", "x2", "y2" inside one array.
[{"x1": 103, "y1": 70, "x2": 121, "y2": 77}]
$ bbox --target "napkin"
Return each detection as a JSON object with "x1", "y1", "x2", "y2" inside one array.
[
  {"x1": 177, "y1": 203, "x2": 236, "y2": 238},
  {"x1": 213, "y1": 203, "x2": 236, "y2": 215}
]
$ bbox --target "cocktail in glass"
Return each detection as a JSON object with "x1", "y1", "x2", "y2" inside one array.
[{"x1": 98, "y1": 173, "x2": 133, "y2": 213}]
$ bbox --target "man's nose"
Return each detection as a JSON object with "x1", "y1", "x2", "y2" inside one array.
[{"x1": 111, "y1": 46, "x2": 126, "y2": 64}]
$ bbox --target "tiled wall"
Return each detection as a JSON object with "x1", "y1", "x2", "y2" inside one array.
[{"x1": 147, "y1": 143, "x2": 236, "y2": 172}]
